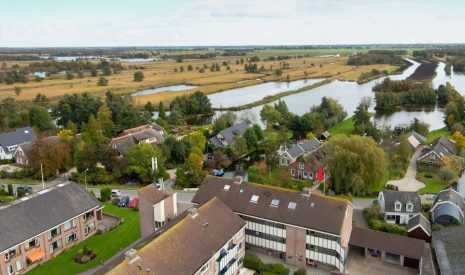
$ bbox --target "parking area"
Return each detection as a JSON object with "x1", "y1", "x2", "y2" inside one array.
[{"x1": 346, "y1": 247, "x2": 417, "y2": 275}]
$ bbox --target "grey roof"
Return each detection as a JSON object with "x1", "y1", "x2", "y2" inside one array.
[
  {"x1": 112, "y1": 128, "x2": 165, "y2": 155},
  {"x1": 302, "y1": 144, "x2": 328, "y2": 169},
  {"x1": 433, "y1": 189, "x2": 465, "y2": 211},
  {"x1": 0, "y1": 182, "x2": 102, "y2": 252},
  {"x1": 382, "y1": 191, "x2": 421, "y2": 213},
  {"x1": 407, "y1": 131, "x2": 427, "y2": 144},
  {"x1": 407, "y1": 213, "x2": 432, "y2": 236},
  {"x1": 0, "y1": 127, "x2": 37, "y2": 154},
  {"x1": 419, "y1": 136, "x2": 458, "y2": 162},
  {"x1": 209, "y1": 122, "x2": 249, "y2": 148},
  {"x1": 285, "y1": 138, "x2": 321, "y2": 159},
  {"x1": 432, "y1": 226, "x2": 465, "y2": 274}
]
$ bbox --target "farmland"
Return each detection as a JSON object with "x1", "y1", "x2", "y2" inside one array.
[{"x1": 0, "y1": 51, "x2": 399, "y2": 106}]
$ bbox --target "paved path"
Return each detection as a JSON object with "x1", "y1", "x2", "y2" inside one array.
[{"x1": 386, "y1": 147, "x2": 425, "y2": 192}]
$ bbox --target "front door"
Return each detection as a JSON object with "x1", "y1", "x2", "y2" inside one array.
[
  {"x1": 298, "y1": 170, "x2": 302, "y2": 179},
  {"x1": 395, "y1": 215, "x2": 400, "y2": 224}
]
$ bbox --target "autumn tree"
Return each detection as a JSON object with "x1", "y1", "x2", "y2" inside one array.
[
  {"x1": 96, "y1": 104, "x2": 114, "y2": 138},
  {"x1": 28, "y1": 139, "x2": 72, "y2": 179}
]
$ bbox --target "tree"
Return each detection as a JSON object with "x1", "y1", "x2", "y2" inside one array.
[
  {"x1": 90, "y1": 68, "x2": 98, "y2": 77},
  {"x1": 213, "y1": 112, "x2": 237, "y2": 133},
  {"x1": 28, "y1": 139, "x2": 72, "y2": 179},
  {"x1": 100, "y1": 187, "x2": 111, "y2": 202},
  {"x1": 14, "y1": 86, "x2": 21, "y2": 96},
  {"x1": 125, "y1": 143, "x2": 165, "y2": 182},
  {"x1": 33, "y1": 93, "x2": 49, "y2": 107},
  {"x1": 144, "y1": 102, "x2": 155, "y2": 114},
  {"x1": 133, "y1": 71, "x2": 145, "y2": 82},
  {"x1": 275, "y1": 68, "x2": 283, "y2": 76},
  {"x1": 260, "y1": 105, "x2": 282, "y2": 126},
  {"x1": 185, "y1": 131, "x2": 206, "y2": 152},
  {"x1": 65, "y1": 71, "x2": 74, "y2": 80},
  {"x1": 252, "y1": 124, "x2": 264, "y2": 141},
  {"x1": 409, "y1": 118, "x2": 429, "y2": 137},
  {"x1": 244, "y1": 128, "x2": 258, "y2": 149},
  {"x1": 97, "y1": 77, "x2": 109, "y2": 86},
  {"x1": 53, "y1": 92, "x2": 102, "y2": 127},
  {"x1": 228, "y1": 136, "x2": 248, "y2": 160},
  {"x1": 96, "y1": 104, "x2": 114, "y2": 138},
  {"x1": 452, "y1": 131, "x2": 465, "y2": 149},
  {"x1": 28, "y1": 105, "x2": 55, "y2": 132},
  {"x1": 81, "y1": 115, "x2": 107, "y2": 145},
  {"x1": 438, "y1": 167, "x2": 454, "y2": 183},
  {"x1": 187, "y1": 64, "x2": 193, "y2": 71},
  {"x1": 328, "y1": 135, "x2": 387, "y2": 196},
  {"x1": 248, "y1": 165, "x2": 265, "y2": 183},
  {"x1": 158, "y1": 101, "x2": 166, "y2": 120}
]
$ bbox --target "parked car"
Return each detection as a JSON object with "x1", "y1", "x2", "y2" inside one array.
[
  {"x1": 129, "y1": 198, "x2": 139, "y2": 208},
  {"x1": 118, "y1": 196, "x2": 130, "y2": 207},
  {"x1": 111, "y1": 189, "x2": 122, "y2": 197},
  {"x1": 17, "y1": 186, "x2": 33, "y2": 194}
]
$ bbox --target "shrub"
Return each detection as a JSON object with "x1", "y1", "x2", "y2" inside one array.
[
  {"x1": 294, "y1": 269, "x2": 306, "y2": 275},
  {"x1": 369, "y1": 219, "x2": 385, "y2": 231},
  {"x1": 244, "y1": 253, "x2": 262, "y2": 270},
  {"x1": 100, "y1": 187, "x2": 111, "y2": 202},
  {"x1": 7, "y1": 184, "x2": 13, "y2": 196},
  {"x1": 385, "y1": 223, "x2": 407, "y2": 236}
]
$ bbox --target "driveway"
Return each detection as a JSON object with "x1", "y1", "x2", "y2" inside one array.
[
  {"x1": 346, "y1": 247, "x2": 417, "y2": 275},
  {"x1": 386, "y1": 147, "x2": 425, "y2": 192}
]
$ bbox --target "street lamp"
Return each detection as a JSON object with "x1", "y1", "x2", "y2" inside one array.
[{"x1": 84, "y1": 168, "x2": 89, "y2": 189}]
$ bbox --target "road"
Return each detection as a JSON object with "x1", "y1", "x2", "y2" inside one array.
[{"x1": 386, "y1": 146, "x2": 426, "y2": 192}]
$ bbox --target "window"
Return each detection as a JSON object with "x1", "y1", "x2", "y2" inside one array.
[
  {"x1": 281, "y1": 158, "x2": 285, "y2": 165},
  {"x1": 291, "y1": 169, "x2": 295, "y2": 176},
  {"x1": 194, "y1": 261, "x2": 210, "y2": 275},
  {"x1": 406, "y1": 203, "x2": 413, "y2": 212},
  {"x1": 287, "y1": 159, "x2": 290, "y2": 165},
  {"x1": 49, "y1": 239, "x2": 62, "y2": 254},
  {"x1": 270, "y1": 199, "x2": 280, "y2": 207},
  {"x1": 288, "y1": 202, "x2": 297, "y2": 210},
  {"x1": 84, "y1": 211, "x2": 94, "y2": 221},
  {"x1": 84, "y1": 222, "x2": 95, "y2": 235},
  {"x1": 309, "y1": 172, "x2": 313, "y2": 179},
  {"x1": 48, "y1": 226, "x2": 61, "y2": 239},
  {"x1": 16, "y1": 260, "x2": 23, "y2": 271},
  {"x1": 250, "y1": 195, "x2": 259, "y2": 203},
  {"x1": 24, "y1": 238, "x2": 39, "y2": 251},
  {"x1": 65, "y1": 232, "x2": 77, "y2": 244},
  {"x1": 395, "y1": 202, "x2": 402, "y2": 211},
  {"x1": 7, "y1": 265, "x2": 13, "y2": 275},
  {"x1": 5, "y1": 247, "x2": 19, "y2": 261},
  {"x1": 303, "y1": 171, "x2": 307, "y2": 178},
  {"x1": 299, "y1": 162, "x2": 304, "y2": 169},
  {"x1": 63, "y1": 219, "x2": 75, "y2": 231}
]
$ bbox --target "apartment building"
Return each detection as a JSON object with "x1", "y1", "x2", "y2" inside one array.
[
  {"x1": 192, "y1": 176, "x2": 354, "y2": 273},
  {"x1": 109, "y1": 197, "x2": 246, "y2": 275},
  {"x1": 0, "y1": 182, "x2": 103, "y2": 275},
  {"x1": 138, "y1": 184, "x2": 178, "y2": 239}
]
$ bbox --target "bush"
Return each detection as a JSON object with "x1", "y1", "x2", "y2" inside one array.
[
  {"x1": 100, "y1": 187, "x2": 111, "y2": 202},
  {"x1": 74, "y1": 246, "x2": 97, "y2": 264},
  {"x1": 7, "y1": 184, "x2": 13, "y2": 196},
  {"x1": 294, "y1": 269, "x2": 306, "y2": 275},
  {"x1": 369, "y1": 219, "x2": 385, "y2": 231},
  {"x1": 244, "y1": 253, "x2": 262, "y2": 270},
  {"x1": 243, "y1": 253, "x2": 289, "y2": 274},
  {"x1": 385, "y1": 223, "x2": 407, "y2": 236}
]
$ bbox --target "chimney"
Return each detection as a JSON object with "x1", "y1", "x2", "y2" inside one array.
[
  {"x1": 187, "y1": 207, "x2": 199, "y2": 219},
  {"x1": 125, "y1": 249, "x2": 140, "y2": 265},
  {"x1": 234, "y1": 176, "x2": 243, "y2": 184}
]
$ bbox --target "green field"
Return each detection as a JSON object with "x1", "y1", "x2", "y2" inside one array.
[
  {"x1": 328, "y1": 116, "x2": 355, "y2": 136},
  {"x1": 417, "y1": 171, "x2": 449, "y2": 194},
  {"x1": 427, "y1": 127, "x2": 451, "y2": 143},
  {"x1": 28, "y1": 203, "x2": 140, "y2": 275}
]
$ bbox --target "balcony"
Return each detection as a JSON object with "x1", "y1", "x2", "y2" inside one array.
[{"x1": 216, "y1": 243, "x2": 239, "y2": 272}]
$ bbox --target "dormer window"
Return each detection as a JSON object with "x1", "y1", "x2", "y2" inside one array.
[
  {"x1": 406, "y1": 202, "x2": 413, "y2": 212},
  {"x1": 395, "y1": 201, "x2": 402, "y2": 212},
  {"x1": 299, "y1": 162, "x2": 304, "y2": 169}
]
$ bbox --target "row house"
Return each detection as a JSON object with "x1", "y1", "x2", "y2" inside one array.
[
  {"x1": 109, "y1": 197, "x2": 246, "y2": 275},
  {"x1": 0, "y1": 182, "x2": 102, "y2": 275}
]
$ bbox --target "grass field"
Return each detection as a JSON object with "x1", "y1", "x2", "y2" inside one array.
[
  {"x1": 28, "y1": 203, "x2": 140, "y2": 275},
  {"x1": 417, "y1": 171, "x2": 449, "y2": 194},
  {"x1": 0, "y1": 53, "x2": 398, "y2": 106},
  {"x1": 328, "y1": 116, "x2": 355, "y2": 135},
  {"x1": 427, "y1": 127, "x2": 451, "y2": 143}
]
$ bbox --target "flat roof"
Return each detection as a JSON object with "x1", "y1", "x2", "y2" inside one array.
[{"x1": 350, "y1": 227, "x2": 425, "y2": 259}]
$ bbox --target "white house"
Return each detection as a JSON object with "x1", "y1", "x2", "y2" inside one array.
[
  {"x1": 377, "y1": 191, "x2": 421, "y2": 225},
  {"x1": 0, "y1": 127, "x2": 37, "y2": 160}
]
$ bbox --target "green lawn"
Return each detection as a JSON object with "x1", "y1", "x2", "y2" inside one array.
[
  {"x1": 28, "y1": 203, "x2": 140, "y2": 275},
  {"x1": 417, "y1": 171, "x2": 449, "y2": 194},
  {"x1": 0, "y1": 178, "x2": 43, "y2": 185},
  {"x1": 427, "y1": 127, "x2": 451, "y2": 143},
  {"x1": 328, "y1": 116, "x2": 355, "y2": 136}
]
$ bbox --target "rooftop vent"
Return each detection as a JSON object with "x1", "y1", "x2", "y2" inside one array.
[
  {"x1": 250, "y1": 195, "x2": 259, "y2": 203},
  {"x1": 270, "y1": 199, "x2": 280, "y2": 207},
  {"x1": 187, "y1": 208, "x2": 199, "y2": 219},
  {"x1": 310, "y1": 202, "x2": 315, "y2": 208},
  {"x1": 239, "y1": 189, "x2": 244, "y2": 193},
  {"x1": 203, "y1": 222, "x2": 209, "y2": 228},
  {"x1": 124, "y1": 249, "x2": 140, "y2": 265},
  {"x1": 24, "y1": 130, "x2": 29, "y2": 134},
  {"x1": 224, "y1": 185, "x2": 231, "y2": 191},
  {"x1": 288, "y1": 202, "x2": 297, "y2": 210}
]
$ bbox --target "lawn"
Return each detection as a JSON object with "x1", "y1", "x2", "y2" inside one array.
[
  {"x1": 28, "y1": 203, "x2": 140, "y2": 275},
  {"x1": 427, "y1": 127, "x2": 451, "y2": 143},
  {"x1": 328, "y1": 116, "x2": 355, "y2": 136},
  {"x1": 0, "y1": 178, "x2": 43, "y2": 185},
  {"x1": 417, "y1": 171, "x2": 449, "y2": 194}
]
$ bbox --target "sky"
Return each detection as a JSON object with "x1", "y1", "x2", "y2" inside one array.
[{"x1": 1, "y1": 0, "x2": 465, "y2": 47}]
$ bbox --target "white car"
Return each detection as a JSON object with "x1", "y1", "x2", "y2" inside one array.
[{"x1": 111, "y1": 189, "x2": 122, "y2": 197}]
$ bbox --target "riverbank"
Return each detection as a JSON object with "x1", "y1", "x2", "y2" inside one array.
[{"x1": 212, "y1": 78, "x2": 333, "y2": 111}]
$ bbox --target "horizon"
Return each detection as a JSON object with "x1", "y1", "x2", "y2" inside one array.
[{"x1": 1, "y1": 0, "x2": 465, "y2": 47}]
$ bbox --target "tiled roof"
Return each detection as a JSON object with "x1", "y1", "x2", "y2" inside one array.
[
  {"x1": 108, "y1": 197, "x2": 245, "y2": 275},
  {"x1": 432, "y1": 226, "x2": 465, "y2": 274},
  {"x1": 111, "y1": 128, "x2": 165, "y2": 155},
  {"x1": 0, "y1": 127, "x2": 37, "y2": 154},
  {"x1": 381, "y1": 191, "x2": 421, "y2": 213},
  {"x1": 407, "y1": 213, "x2": 432, "y2": 236},
  {"x1": 350, "y1": 227, "x2": 425, "y2": 259},
  {"x1": 209, "y1": 122, "x2": 249, "y2": 147},
  {"x1": 0, "y1": 182, "x2": 102, "y2": 252},
  {"x1": 138, "y1": 184, "x2": 169, "y2": 205},
  {"x1": 192, "y1": 176, "x2": 352, "y2": 235},
  {"x1": 283, "y1": 138, "x2": 321, "y2": 159},
  {"x1": 302, "y1": 145, "x2": 328, "y2": 169}
]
